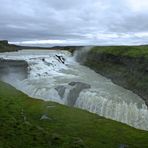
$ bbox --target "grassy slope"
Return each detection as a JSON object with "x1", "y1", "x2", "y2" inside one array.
[{"x1": 0, "y1": 81, "x2": 148, "y2": 148}]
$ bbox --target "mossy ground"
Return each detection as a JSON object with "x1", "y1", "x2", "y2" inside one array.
[{"x1": 0, "y1": 81, "x2": 148, "y2": 148}]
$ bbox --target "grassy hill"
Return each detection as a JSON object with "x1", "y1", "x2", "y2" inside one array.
[{"x1": 0, "y1": 81, "x2": 148, "y2": 148}]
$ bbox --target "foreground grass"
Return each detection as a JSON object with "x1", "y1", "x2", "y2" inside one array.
[{"x1": 0, "y1": 81, "x2": 148, "y2": 148}]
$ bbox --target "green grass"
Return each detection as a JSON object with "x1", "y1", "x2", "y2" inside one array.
[
  {"x1": 92, "y1": 46, "x2": 148, "y2": 58},
  {"x1": 0, "y1": 81, "x2": 148, "y2": 147}
]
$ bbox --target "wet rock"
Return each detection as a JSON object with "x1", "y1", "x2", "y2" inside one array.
[
  {"x1": 55, "y1": 85, "x2": 66, "y2": 99},
  {"x1": 55, "y1": 55, "x2": 65, "y2": 64},
  {"x1": 69, "y1": 82, "x2": 90, "y2": 88},
  {"x1": 67, "y1": 82, "x2": 91, "y2": 106}
]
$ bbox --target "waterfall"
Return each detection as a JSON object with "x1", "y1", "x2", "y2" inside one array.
[
  {"x1": 0, "y1": 49, "x2": 148, "y2": 131},
  {"x1": 75, "y1": 90, "x2": 148, "y2": 130}
]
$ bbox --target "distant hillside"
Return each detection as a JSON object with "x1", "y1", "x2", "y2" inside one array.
[
  {"x1": 0, "y1": 40, "x2": 82, "y2": 53},
  {"x1": 0, "y1": 40, "x2": 20, "y2": 52}
]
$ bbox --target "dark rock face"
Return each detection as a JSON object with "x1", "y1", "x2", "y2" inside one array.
[
  {"x1": 55, "y1": 82, "x2": 91, "y2": 105},
  {"x1": 85, "y1": 51, "x2": 148, "y2": 106},
  {"x1": 67, "y1": 82, "x2": 91, "y2": 106},
  {"x1": 55, "y1": 86, "x2": 66, "y2": 99},
  {"x1": 0, "y1": 59, "x2": 28, "y2": 81}
]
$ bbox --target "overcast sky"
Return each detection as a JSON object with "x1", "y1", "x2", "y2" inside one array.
[{"x1": 1, "y1": 0, "x2": 148, "y2": 46}]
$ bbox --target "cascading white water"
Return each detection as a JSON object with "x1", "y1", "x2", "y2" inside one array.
[{"x1": 0, "y1": 49, "x2": 148, "y2": 130}]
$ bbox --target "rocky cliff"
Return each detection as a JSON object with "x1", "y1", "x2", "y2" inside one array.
[{"x1": 85, "y1": 46, "x2": 148, "y2": 106}]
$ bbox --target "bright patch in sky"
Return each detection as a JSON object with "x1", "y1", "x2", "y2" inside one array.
[{"x1": 128, "y1": 0, "x2": 148, "y2": 12}]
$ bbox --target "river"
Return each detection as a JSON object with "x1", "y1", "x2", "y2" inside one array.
[{"x1": 0, "y1": 49, "x2": 148, "y2": 130}]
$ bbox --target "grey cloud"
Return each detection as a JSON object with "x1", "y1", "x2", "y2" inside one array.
[{"x1": 0, "y1": 0, "x2": 148, "y2": 45}]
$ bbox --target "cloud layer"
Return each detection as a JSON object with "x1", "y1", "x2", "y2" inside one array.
[{"x1": 1, "y1": 0, "x2": 148, "y2": 46}]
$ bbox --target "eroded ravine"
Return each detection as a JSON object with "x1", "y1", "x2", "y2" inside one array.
[{"x1": 0, "y1": 49, "x2": 148, "y2": 131}]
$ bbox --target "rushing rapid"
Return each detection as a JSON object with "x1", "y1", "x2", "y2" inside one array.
[{"x1": 0, "y1": 49, "x2": 148, "y2": 130}]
